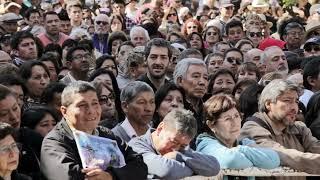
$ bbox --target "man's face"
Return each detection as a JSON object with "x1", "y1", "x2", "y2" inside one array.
[
  {"x1": 179, "y1": 64, "x2": 208, "y2": 99},
  {"x1": 45, "y1": 14, "x2": 60, "y2": 35},
  {"x1": 94, "y1": 16, "x2": 109, "y2": 35},
  {"x1": 60, "y1": 20, "x2": 72, "y2": 35},
  {"x1": 7, "y1": 85, "x2": 24, "y2": 109},
  {"x1": 267, "y1": 90, "x2": 299, "y2": 127},
  {"x1": 227, "y1": 26, "x2": 244, "y2": 44},
  {"x1": 265, "y1": 48, "x2": 288, "y2": 74},
  {"x1": 113, "y1": 3, "x2": 125, "y2": 15},
  {"x1": 61, "y1": 91, "x2": 101, "y2": 133},
  {"x1": 28, "y1": 12, "x2": 41, "y2": 26},
  {"x1": 220, "y1": 6, "x2": 234, "y2": 18},
  {"x1": 147, "y1": 46, "x2": 170, "y2": 79},
  {"x1": 2, "y1": 22, "x2": 18, "y2": 33},
  {"x1": 304, "y1": 44, "x2": 320, "y2": 57},
  {"x1": 155, "y1": 123, "x2": 192, "y2": 155},
  {"x1": 68, "y1": 6, "x2": 82, "y2": 22},
  {"x1": 223, "y1": 50, "x2": 242, "y2": 74},
  {"x1": 0, "y1": 95, "x2": 21, "y2": 128},
  {"x1": 122, "y1": 91, "x2": 155, "y2": 126},
  {"x1": 16, "y1": 38, "x2": 37, "y2": 60},
  {"x1": 131, "y1": 30, "x2": 147, "y2": 47},
  {"x1": 283, "y1": 27, "x2": 304, "y2": 48},
  {"x1": 245, "y1": 49, "x2": 262, "y2": 66},
  {"x1": 116, "y1": 45, "x2": 134, "y2": 70},
  {"x1": 69, "y1": 50, "x2": 91, "y2": 74}
]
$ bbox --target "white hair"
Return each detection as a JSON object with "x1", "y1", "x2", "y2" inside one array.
[
  {"x1": 173, "y1": 58, "x2": 206, "y2": 85},
  {"x1": 69, "y1": 27, "x2": 92, "y2": 40},
  {"x1": 129, "y1": 26, "x2": 150, "y2": 41}
]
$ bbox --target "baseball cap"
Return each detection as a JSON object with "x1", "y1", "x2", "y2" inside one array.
[
  {"x1": 309, "y1": 4, "x2": 320, "y2": 15},
  {"x1": 303, "y1": 36, "x2": 320, "y2": 49},
  {"x1": 220, "y1": 0, "x2": 234, "y2": 8},
  {"x1": 0, "y1": 12, "x2": 22, "y2": 23},
  {"x1": 258, "y1": 37, "x2": 286, "y2": 51}
]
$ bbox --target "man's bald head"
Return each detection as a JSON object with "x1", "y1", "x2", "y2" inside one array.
[{"x1": 0, "y1": 51, "x2": 12, "y2": 64}]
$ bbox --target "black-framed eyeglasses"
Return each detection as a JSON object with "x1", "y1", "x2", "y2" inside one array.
[
  {"x1": 207, "y1": 32, "x2": 218, "y2": 36},
  {"x1": 95, "y1": 21, "x2": 108, "y2": 25},
  {"x1": 226, "y1": 57, "x2": 241, "y2": 65},
  {"x1": 249, "y1": 32, "x2": 263, "y2": 37},
  {"x1": 168, "y1": 13, "x2": 177, "y2": 17},
  {"x1": 72, "y1": 53, "x2": 92, "y2": 61},
  {"x1": 0, "y1": 143, "x2": 21, "y2": 155},
  {"x1": 99, "y1": 94, "x2": 115, "y2": 104},
  {"x1": 304, "y1": 45, "x2": 320, "y2": 52}
]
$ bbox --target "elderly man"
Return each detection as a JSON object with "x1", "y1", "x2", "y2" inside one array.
[
  {"x1": 128, "y1": 109, "x2": 220, "y2": 179},
  {"x1": 130, "y1": 26, "x2": 150, "y2": 47},
  {"x1": 174, "y1": 58, "x2": 208, "y2": 138},
  {"x1": 38, "y1": 11, "x2": 69, "y2": 47},
  {"x1": 93, "y1": 14, "x2": 110, "y2": 54},
  {"x1": 112, "y1": 81, "x2": 155, "y2": 142},
  {"x1": 0, "y1": 12, "x2": 22, "y2": 34},
  {"x1": 244, "y1": 48, "x2": 263, "y2": 66},
  {"x1": 137, "y1": 38, "x2": 171, "y2": 92},
  {"x1": 260, "y1": 46, "x2": 288, "y2": 75},
  {"x1": 41, "y1": 81, "x2": 148, "y2": 180},
  {"x1": 240, "y1": 79, "x2": 320, "y2": 175},
  {"x1": 281, "y1": 21, "x2": 305, "y2": 52}
]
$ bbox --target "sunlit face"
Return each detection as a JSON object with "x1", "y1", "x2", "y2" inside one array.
[
  {"x1": 0, "y1": 135, "x2": 19, "y2": 173},
  {"x1": 247, "y1": 27, "x2": 263, "y2": 47},
  {"x1": 44, "y1": 14, "x2": 60, "y2": 35},
  {"x1": 34, "y1": 113, "x2": 57, "y2": 137},
  {"x1": 207, "y1": 55, "x2": 223, "y2": 75},
  {"x1": 28, "y1": 12, "x2": 41, "y2": 26},
  {"x1": 212, "y1": 73, "x2": 235, "y2": 94},
  {"x1": 157, "y1": 90, "x2": 184, "y2": 120},
  {"x1": 186, "y1": 21, "x2": 198, "y2": 35},
  {"x1": 220, "y1": 6, "x2": 234, "y2": 18},
  {"x1": 240, "y1": 43, "x2": 254, "y2": 54},
  {"x1": 223, "y1": 51, "x2": 242, "y2": 74},
  {"x1": 111, "y1": 17, "x2": 122, "y2": 32},
  {"x1": 265, "y1": 48, "x2": 288, "y2": 74},
  {"x1": 190, "y1": 34, "x2": 202, "y2": 49},
  {"x1": 92, "y1": 74, "x2": 113, "y2": 90},
  {"x1": 206, "y1": 27, "x2": 220, "y2": 44},
  {"x1": 68, "y1": 6, "x2": 82, "y2": 23},
  {"x1": 131, "y1": 30, "x2": 148, "y2": 47},
  {"x1": 111, "y1": 39, "x2": 122, "y2": 56},
  {"x1": 227, "y1": 26, "x2": 244, "y2": 44},
  {"x1": 17, "y1": 38, "x2": 37, "y2": 61},
  {"x1": 167, "y1": 10, "x2": 178, "y2": 23}
]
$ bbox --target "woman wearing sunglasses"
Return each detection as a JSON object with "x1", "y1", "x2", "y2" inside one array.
[{"x1": 246, "y1": 26, "x2": 264, "y2": 48}]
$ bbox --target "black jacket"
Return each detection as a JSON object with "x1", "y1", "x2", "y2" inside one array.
[{"x1": 40, "y1": 119, "x2": 148, "y2": 180}]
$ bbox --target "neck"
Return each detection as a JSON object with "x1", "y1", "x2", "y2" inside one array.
[
  {"x1": 147, "y1": 72, "x2": 165, "y2": 90},
  {"x1": 187, "y1": 96, "x2": 200, "y2": 112},
  {"x1": 67, "y1": 119, "x2": 94, "y2": 134},
  {"x1": 0, "y1": 170, "x2": 12, "y2": 180},
  {"x1": 266, "y1": 112, "x2": 286, "y2": 132},
  {"x1": 46, "y1": 32, "x2": 59, "y2": 41},
  {"x1": 286, "y1": 44, "x2": 300, "y2": 51},
  {"x1": 130, "y1": 120, "x2": 149, "y2": 136},
  {"x1": 71, "y1": 20, "x2": 81, "y2": 27},
  {"x1": 221, "y1": 16, "x2": 230, "y2": 22},
  {"x1": 70, "y1": 71, "x2": 88, "y2": 81}
]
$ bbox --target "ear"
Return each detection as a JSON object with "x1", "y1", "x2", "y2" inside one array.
[
  {"x1": 176, "y1": 76, "x2": 183, "y2": 87},
  {"x1": 206, "y1": 120, "x2": 216, "y2": 133},
  {"x1": 60, "y1": 106, "x2": 67, "y2": 118},
  {"x1": 66, "y1": 61, "x2": 72, "y2": 70},
  {"x1": 155, "y1": 122, "x2": 164, "y2": 136},
  {"x1": 307, "y1": 76, "x2": 316, "y2": 88},
  {"x1": 12, "y1": 49, "x2": 19, "y2": 57},
  {"x1": 264, "y1": 99, "x2": 272, "y2": 111},
  {"x1": 121, "y1": 101, "x2": 128, "y2": 114}
]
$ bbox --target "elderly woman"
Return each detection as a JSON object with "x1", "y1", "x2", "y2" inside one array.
[
  {"x1": 0, "y1": 122, "x2": 30, "y2": 180},
  {"x1": 196, "y1": 95, "x2": 280, "y2": 173},
  {"x1": 203, "y1": 25, "x2": 221, "y2": 50}
]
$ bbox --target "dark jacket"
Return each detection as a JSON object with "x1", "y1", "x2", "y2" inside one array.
[
  {"x1": 0, "y1": 171, "x2": 32, "y2": 180},
  {"x1": 137, "y1": 74, "x2": 169, "y2": 93},
  {"x1": 40, "y1": 119, "x2": 148, "y2": 180},
  {"x1": 92, "y1": 33, "x2": 109, "y2": 54}
]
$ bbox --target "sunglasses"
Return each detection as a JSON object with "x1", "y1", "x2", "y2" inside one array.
[
  {"x1": 207, "y1": 32, "x2": 218, "y2": 36},
  {"x1": 304, "y1": 45, "x2": 320, "y2": 52},
  {"x1": 225, "y1": 6, "x2": 234, "y2": 10},
  {"x1": 310, "y1": 31, "x2": 320, "y2": 37},
  {"x1": 187, "y1": 26, "x2": 197, "y2": 29},
  {"x1": 249, "y1": 32, "x2": 263, "y2": 37},
  {"x1": 226, "y1": 57, "x2": 241, "y2": 65},
  {"x1": 168, "y1": 13, "x2": 177, "y2": 17},
  {"x1": 95, "y1": 21, "x2": 108, "y2": 25}
]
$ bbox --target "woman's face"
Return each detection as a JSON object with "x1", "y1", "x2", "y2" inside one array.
[
  {"x1": 212, "y1": 73, "x2": 235, "y2": 94},
  {"x1": 99, "y1": 86, "x2": 116, "y2": 120},
  {"x1": 101, "y1": 59, "x2": 118, "y2": 77},
  {"x1": 190, "y1": 34, "x2": 202, "y2": 49},
  {"x1": 237, "y1": 70, "x2": 257, "y2": 82},
  {"x1": 27, "y1": 65, "x2": 50, "y2": 97},
  {"x1": 34, "y1": 113, "x2": 57, "y2": 137},
  {"x1": 167, "y1": 10, "x2": 178, "y2": 23},
  {"x1": 42, "y1": 61, "x2": 57, "y2": 82},
  {"x1": 186, "y1": 21, "x2": 198, "y2": 35},
  {"x1": 240, "y1": 43, "x2": 254, "y2": 54},
  {"x1": 234, "y1": 84, "x2": 251, "y2": 103},
  {"x1": 111, "y1": 39, "x2": 122, "y2": 56},
  {"x1": 0, "y1": 135, "x2": 19, "y2": 174},
  {"x1": 111, "y1": 18, "x2": 122, "y2": 32},
  {"x1": 93, "y1": 74, "x2": 113, "y2": 90},
  {"x1": 247, "y1": 27, "x2": 263, "y2": 47},
  {"x1": 157, "y1": 90, "x2": 184, "y2": 120},
  {"x1": 205, "y1": 27, "x2": 219, "y2": 44},
  {"x1": 211, "y1": 107, "x2": 241, "y2": 146},
  {"x1": 207, "y1": 56, "x2": 223, "y2": 75}
]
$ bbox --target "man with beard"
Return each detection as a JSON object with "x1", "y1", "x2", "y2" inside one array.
[
  {"x1": 60, "y1": 46, "x2": 91, "y2": 85},
  {"x1": 137, "y1": 38, "x2": 171, "y2": 92},
  {"x1": 281, "y1": 21, "x2": 305, "y2": 52},
  {"x1": 240, "y1": 79, "x2": 320, "y2": 175},
  {"x1": 260, "y1": 46, "x2": 289, "y2": 76},
  {"x1": 38, "y1": 11, "x2": 69, "y2": 47},
  {"x1": 92, "y1": 14, "x2": 109, "y2": 54}
]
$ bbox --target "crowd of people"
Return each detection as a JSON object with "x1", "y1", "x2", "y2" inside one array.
[{"x1": 0, "y1": 0, "x2": 320, "y2": 179}]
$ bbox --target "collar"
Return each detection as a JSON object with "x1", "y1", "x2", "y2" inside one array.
[
  {"x1": 13, "y1": 57, "x2": 25, "y2": 66},
  {"x1": 61, "y1": 118, "x2": 99, "y2": 137},
  {"x1": 121, "y1": 118, "x2": 138, "y2": 138},
  {"x1": 67, "y1": 72, "x2": 77, "y2": 82}
]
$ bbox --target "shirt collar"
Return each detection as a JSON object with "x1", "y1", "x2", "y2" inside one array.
[{"x1": 121, "y1": 118, "x2": 138, "y2": 138}]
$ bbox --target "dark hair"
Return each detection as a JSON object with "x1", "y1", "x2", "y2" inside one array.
[
  {"x1": 305, "y1": 92, "x2": 320, "y2": 129},
  {"x1": 110, "y1": 14, "x2": 125, "y2": 31},
  {"x1": 117, "y1": 41, "x2": 134, "y2": 52},
  {"x1": 0, "y1": 84, "x2": 14, "y2": 102},
  {"x1": 39, "y1": 52, "x2": 61, "y2": 73},
  {"x1": 41, "y1": 82, "x2": 66, "y2": 104},
  {"x1": 232, "y1": 79, "x2": 257, "y2": 96},
  {"x1": 66, "y1": 45, "x2": 89, "y2": 62},
  {"x1": 19, "y1": 60, "x2": 50, "y2": 83},
  {"x1": 278, "y1": 17, "x2": 305, "y2": 40},
  {"x1": 187, "y1": 32, "x2": 205, "y2": 56},
  {"x1": 0, "y1": 75, "x2": 28, "y2": 95},
  {"x1": 62, "y1": 39, "x2": 77, "y2": 50},
  {"x1": 0, "y1": 122, "x2": 15, "y2": 141},
  {"x1": 166, "y1": 31, "x2": 183, "y2": 42},
  {"x1": 21, "y1": 106, "x2": 58, "y2": 129},
  {"x1": 24, "y1": 8, "x2": 40, "y2": 20},
  {"x1": 10, "y1": 31, "x2": 35, "y2": 50},
  {"x1": 237, "y1": 62, "x2": 260, "y2": 81},
  {"x1": 95, "y1": 54, "x2": 118, "y2": 73},
  {"x1": 208, "y1": 68, "x2": 236, "y2": 94},
  {"x1": 58, "y1": 9, "x2": 70, "y2": 21},
  {"x1": 43, "y1": 11, "x2": 58, "y2": 21},
  {"x1": 145, "y1": 38, "x2": 172, "y2": 60},
  {"x1": 153, "y1": 83, "x2": 187, "y2": 128},
  {"x1": 224, "y1": 47, "x2": 243, "y2": 60},
  {"x1": 303, "y1": 58, "x2": 320, "y2": 90},
  {"x1": 44, "y1": 43, "x2": 63, "y2": 60},
  {"x1": 177, "y1": 48, "x2": 203, "y2": 61},
  {"x1": 88, "y1": 69, "x2": 125, "y2": 121},
  {"x1": 78, "y1": 39, "x2": 94, "y2": 54},
  {"x1": 225, "y1": 20, "x2": 243, "y2": 35},
  {"x1": 107, "y1": 31, "x2": 128, "y2": 55},
  {"x1": 239, "y1": 83, "x2": 264, "y2": 123}
]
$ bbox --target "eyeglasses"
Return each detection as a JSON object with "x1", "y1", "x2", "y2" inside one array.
[
  {"x1": 0, "y1": 143, "x2": 21, "y2": 154},
  {"x1": 225, "y1": 6, "x2": 234, "y2": 10},
  {"x1": 187, "y1": 26, "x2": 197, "y2": 29},
  {"x1": 95, "y1": 21, "x2": 108, "y2": 25},
  {"x1": 168, "y1": 13, "x2": 177, "y2": 17},
  {"x1": 207, "y1": 32, "x2": 218, "y2": 36},
  {"x1": 73, "y1": 53, "x2": 92, "y2": 61},
  {"x1": 304, "y1": 45, "x2": 320, "y2": 52},
  {"x1": 99, "y1": 94, "x2": 115, "y2": 104},
  {"x1": 249, "y1": 32, "x2": 263, "y2": 37},
  {"x1": 226, "y1": 57, "x2": 241, "y2": 65}
]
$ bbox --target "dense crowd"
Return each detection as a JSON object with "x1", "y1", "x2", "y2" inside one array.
[{"x1": 0, "y1": 0, "x2": 320, "y2": 179}]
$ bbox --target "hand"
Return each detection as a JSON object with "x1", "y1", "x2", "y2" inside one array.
[
  {"x1": 163, "y1": 151, "x2": 178, "y2": 160},
  {"x1": 241, "y1": 138, "x2": 256, "y2": 146},
  {"x1": 82, "y1": 167, "x2": 113, "y2": 180}
]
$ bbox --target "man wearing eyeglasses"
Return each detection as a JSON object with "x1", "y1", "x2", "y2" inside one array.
[
  {"x1": 303, "y1": 36, "x2": 320, "y2": 57},
  {"x1": 282, "y1": 21, "x2": 305, "y2": 52},
  {"x1": 60, "y1": 46, "x2": 91, "y2": 85},
  {"x1": 93, "y1": 14, "x2": 110, "y2": 54}
]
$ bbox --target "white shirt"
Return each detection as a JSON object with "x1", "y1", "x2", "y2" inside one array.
[
  {"x1": 299, "y1": 89, "x2": 314, "y2": 108},
  {"x1": 120, "y1": 118, "x2": 138, "y2": 139}
]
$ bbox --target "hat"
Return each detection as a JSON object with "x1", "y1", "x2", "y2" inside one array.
[
  {"x1": 309, "y1": 4, "x2": 320, "y2": 15},
  {"x1": 0, "y1": 12, "x2": 22, "y2": 23},
  {"x1": 219, "y1": 0, "x2": 234, "y2": 8},
  {"x1": 4, "y1": 2, "x2": 21, "y2": 11},
  {"x1": 171, "y1": 43, "x2": 186, "y2": 51},
  {"x1": 206, "y1": 19, "x2": 223, "y2": 33},
  {"x1": 250, "y1": 0, "x2": 269, "y2": 8},
  {"x1": 257, "y1": 13, "x2": 273, "y2": 28},
  {"x1": 305, "y1": 20, "x2": 320, "y2": 39},
  {"x1": 258, "y1": 37, "x2": 286, "y2": 50},
  {"x1": 303, "y1": 36, "x2": 320, "y2": 49}
]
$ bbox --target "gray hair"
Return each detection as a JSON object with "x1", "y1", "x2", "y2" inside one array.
[
  {"x1": 124, "y1": 52, "x2": 145, "y2": 76},
  {"x1": 129, "y1": 26, "x2": 150, "y2": 41},
  {"x1": 258, "y1": 79, "x2": 300, "y2": 112},
  {"x1": 260, "y1": 46, "x2": 282, "y2": 64},
  {"x1": 61, "y1": 81, "x2": 96, "y2": 107},
  {"x1": 173, "y1": 58, "x2": 206, "y2": 85},
  {"x1": 162, "y1": 108, "x2": 197, "y2": 138},
  {"x1": 120, "y1": 81, "x2": 154, "y2": 103}
]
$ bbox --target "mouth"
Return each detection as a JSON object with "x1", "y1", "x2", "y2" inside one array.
[
  {"x1": 11, "y1": 122, "x2": 20, "y2": 128},
  {"x1": 87, "y1": 117, "x2": 98, "y2": 121}
]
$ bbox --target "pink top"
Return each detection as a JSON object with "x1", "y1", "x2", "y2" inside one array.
[{"x1": 38, "y1": 32, "x2": 69, "y2": 47}]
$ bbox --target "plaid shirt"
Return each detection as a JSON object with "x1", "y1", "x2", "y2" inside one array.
[{"x1": 125, "y1": 16, "x2": 136, "y2": 30}]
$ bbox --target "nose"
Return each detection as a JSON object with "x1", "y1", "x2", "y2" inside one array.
[
  {"x1": 9, "y1": 110, "x2": 18, "y2": 123},
  {"x1": 171, "y1": 99, "x2": 179, "y2": 108}
]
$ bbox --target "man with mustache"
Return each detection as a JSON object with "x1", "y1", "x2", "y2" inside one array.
[
  {"x1": 137, "y1": 38, "x2": 171, "y2": 92},
  {"x1": 240, "y1": 79, "x2": 320, "y2": 175},
  {"x1": 38, "y1": 11, "x2": 69, "y2": 47},
  {"x1": 281, "y1": 21, "x2": 305, "y2": 52},
  {"x1": 260, "y1": 46, "x2": 289, "y2": 76}
]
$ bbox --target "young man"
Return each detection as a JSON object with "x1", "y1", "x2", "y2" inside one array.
[{"x1": 225, "y1": 20, "x2": 245, "y2": 46}]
